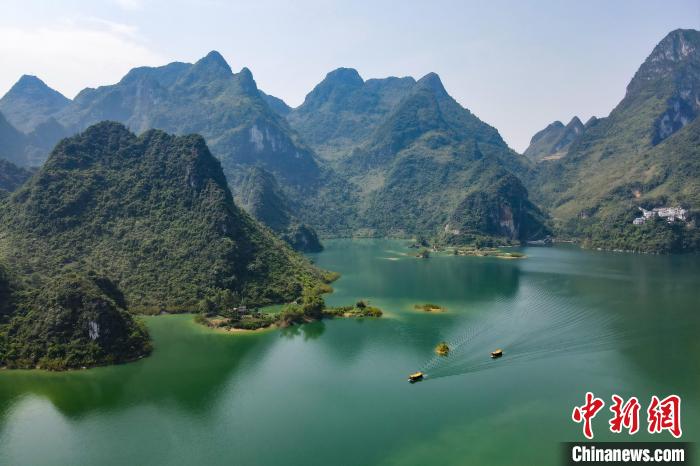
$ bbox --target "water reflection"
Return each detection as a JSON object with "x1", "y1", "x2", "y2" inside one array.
[
  {"x1": 280, "y1": 320, "x2": 326, "y2": 341},
  {"x1": 0, "y1": 315, "x2": 272, "y2": 423},
  {"x1": 312, "y1": 238, "x2": 522, "y2": 309}
]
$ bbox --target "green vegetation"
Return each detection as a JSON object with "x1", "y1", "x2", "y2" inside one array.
[
  {"x1": 440, "y1": 168, "x2": 550, "y2": 245},
  {"x1": 0, "y1": 261, "x2": 18, "y2": 319},
  {"x1": 578, "y1": 211, "x2": 700, "y2": 254},
  {"x1": 451, "y1": 246, "x2": 526, "y2": 259},
  {"x1": 0, "y1": 122, "x2": 327, "y2": 312},
  {"x1": 0, "y1": 122, "x2": 333, "y2": 368},
  {"x1": 287, "y1": 68, "x2": 417, "y2": 161},
  {"x1": 237, "y1": 166, "x2": 323, "y2": 252},
  {"x1": 0, "y1": 159, "x2": 33, "y2": 192},
  {"x1": 199, "y1": 293, "x2": 382, "y2": 331},
  {"x1": 2, "y1": 52, "x2": 550, "y2": 245},
  {"x1": 416, "y1": 248, "x2": 431, "y2": 259},
  {"x1": 525, "y1": 29, "x2": 700, "y2": 253},
  {"x1": 1, "y1": 52, "x2": 359, "y2": 237},
  {"x1": 317, "y1": 298, "x2": 384, "y2": 319},
  {"x1": 0, "y1": 270, "x2": 151, "y2": 370},
  {"x1": 414, "y1": 303, "x2": 444, "y2": 312},
  {"x1": 323, "y1": 304, "x2": 383, "y2": 318},
  {"x1": 344, "y1": 77, "x2": 544, "y2": 241},
  {"x1": 288, "y1": 70, "x2": 549, "y2": 242},
  {"x1": 3, "y1": 31, "x2": 697, "y2": 256}
]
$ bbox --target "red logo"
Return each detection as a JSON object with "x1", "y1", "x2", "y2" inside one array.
[
  {"x1": 572, "y1": 392, "x2": 605, "y2": 439},
  {"x1": 647, "y1": 395, "x2": 682, "y2": 438},
  {"x1": 609, "y1": 395, "x2": 640, "y2": 435},
  {"x1": 572, "y1": 393, "x2": 682, "y2": 439}
]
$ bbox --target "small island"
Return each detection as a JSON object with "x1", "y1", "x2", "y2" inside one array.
[
  {"x1": 414, "y1": 303, "x2": 445, "y2": 313},
  {"x1": 452, "y1": 246, "x2": 526, "y2": 259},
  {"x1": 198, "y1": 297, "x2": 382, "y2": 332},
  {"x1": 324, "y1": 300, "x2": 383, "y2": 318},
  {"x1": 435, "y1": 341, "x2": 450, "y2": 356}
]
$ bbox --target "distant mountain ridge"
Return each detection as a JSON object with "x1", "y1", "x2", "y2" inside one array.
[
  {"x1": 525, "y1": 28, "x2": 700, "y2": 253},
  {"x1": 523, "y1": 116, "x2": 585, "y2": 162},
  {"x1": 287, "y1": 68, "x2": 417, "y2": 160},
  {"x1": 0, "y1": 111, "x2": 27, "y2": 166},
  {"x1": 0, "y1": 53, "x2": 546, "y2": 242},
  {"x1": 57, "y1": 51, "x2": 322, "y2": 191},
  {"x1": 0, "y1": 52, "x2": 342, "y2": 240},
  {"x1": 288, "y1": 69, "x2": 546, "y2": 240}
]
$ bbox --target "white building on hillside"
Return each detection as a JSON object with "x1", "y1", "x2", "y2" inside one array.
[{"x1": 633, "y1": 206, "x2": 688, "y2": 225}]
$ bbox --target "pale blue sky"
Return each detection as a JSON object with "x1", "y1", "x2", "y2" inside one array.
[{"x1": 1, "y1": 0, "x2": 698, "y2": 151}]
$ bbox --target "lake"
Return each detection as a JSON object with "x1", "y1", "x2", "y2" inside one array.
[{"x1": 0, "y1": 239, "x2": 698, "y2": 465}]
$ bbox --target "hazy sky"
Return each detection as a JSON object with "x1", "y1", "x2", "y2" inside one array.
[{"x1": 1, "y1": 0, "x2": 698, "y2": 152}]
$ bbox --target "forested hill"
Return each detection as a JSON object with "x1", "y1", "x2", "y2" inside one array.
[
  {"x1": 286, "y1": 68, "x2": 417, "y2": 160},
  {"x1": 287, "y1": 69, "x2": 546, "y2": 241},
  {"x1": 525, "y1": 29, "x2": 700, "y2": 253},
  {"x1": 0, "y1": 122, "x2": 328, "y2": 311},
  {"x1": 0, "y1": 159, "x2": 33, "y2": 192},
  {"x1": 236, "y1": 166, "x2": 323, "y2": 252}
]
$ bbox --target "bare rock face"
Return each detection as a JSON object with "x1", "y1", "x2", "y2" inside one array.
[
  {"x1": 442, "y1": 171, "x2": 550, "y2": 244},
  {"x1": 626, "y1": 29, "x2": 700, "y2": 145},
  {"x1": 653, "y1": 92, "x2": 697, "y2": 144}
]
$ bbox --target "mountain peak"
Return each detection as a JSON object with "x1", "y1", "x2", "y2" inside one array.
[
  {"x1": 16, "y1": 74, "x2": 46, "y2": 88},
  {"x1": 236, "y1": 67, "x2": 258, "y2": 95},
  {"x1": 297, "y1": 68, "x2": 363, "y2": 110},
  {"x1": 567, "y1": 116, "x2": 583, "y2": 128},
  {"x1": 524, "y1": 116, "x2": 587, "y2": 161},
  {"x1": 194, "y1": 50, "x2": 232, "y2": 74},
  {"x1": 5, "y1": 74, "x2": 66, "y2": 99},
  {"x1": 416, "y1": 72, "x2": 447, "y2": 95},
  {"x1": 324, "y1": 68, "x2": 363, "y2": 86},
  {"x1": 651, "y1": 29, "x2": 700, "y2": 63},
  {"x1": 627, "y1": 29, "x2": 699, "y2": 94},
  {"x1": 0, "y1": 74, "x2": 70, "y2": 133},
  {"x1": 622, "y1": 28, "x2": 700, "y2": 144}
]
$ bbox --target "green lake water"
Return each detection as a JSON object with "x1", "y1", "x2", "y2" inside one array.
[{"x1": 1, "y1": 239, "x2": 698, "y2": 465}]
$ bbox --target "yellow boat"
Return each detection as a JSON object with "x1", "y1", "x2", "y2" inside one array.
[
  {"x1": 491, "y1": 349, "x2": 503, "y2": 359},
  {"x1": 408, "y1": 371, "x2": 424, "y2": 383}
]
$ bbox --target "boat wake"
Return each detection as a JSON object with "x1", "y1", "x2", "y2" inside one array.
[{"x1": 419, "y1": 285, "x2": 636, "y2": 380}]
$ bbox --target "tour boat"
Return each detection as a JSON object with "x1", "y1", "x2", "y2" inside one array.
[
  {"x1": 491, "y1": 349, "x2": 503, "y2": 358},
  {"x1": 408, "y1": 372, "x2": 424, "y2": 383}
]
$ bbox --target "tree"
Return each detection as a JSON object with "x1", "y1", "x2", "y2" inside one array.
[{"x1": 302, "y1": 295, "x2": 325, "y2": 319}]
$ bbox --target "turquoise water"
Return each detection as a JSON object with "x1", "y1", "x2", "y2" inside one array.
[{"x1": 0, "y1": 239, "x2": 698, "y2": 465}]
